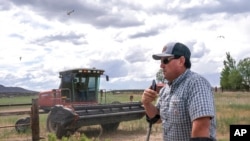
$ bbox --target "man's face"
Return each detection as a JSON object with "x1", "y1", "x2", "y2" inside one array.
[{"x1": 160, "y1": 56, "x2": 180, "y2": 82}]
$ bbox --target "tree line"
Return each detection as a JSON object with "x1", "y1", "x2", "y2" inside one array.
[{"x1": 220, "y1": 52, "x2": 250, "y2": 91}]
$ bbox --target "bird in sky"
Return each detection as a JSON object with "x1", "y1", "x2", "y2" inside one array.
[
  {"x1": 67, "y1": 10, "x2": 74, "y2": 15},
  {"x1": 19, "y1": 56, "x2": 22, "y2": 61},
  {"x1": 217, "y1": 35, "x2": 225, "y2": 38}
]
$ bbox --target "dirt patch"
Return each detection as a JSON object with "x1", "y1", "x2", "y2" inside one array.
[
  {"x1": 77, "y1": 127, "x2": 163, "y2": 141},
  {"x1": 99, "y1": 131, "x2": 162, "y2": 141}
]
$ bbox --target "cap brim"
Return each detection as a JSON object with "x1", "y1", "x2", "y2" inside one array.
[{"x1": 152, "y1": 53, "x2": 174, "y2": 60}]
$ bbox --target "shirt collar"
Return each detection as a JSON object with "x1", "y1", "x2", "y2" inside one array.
[{"x1": 168, "y1": 69, "x2": 190, "y2": 86}]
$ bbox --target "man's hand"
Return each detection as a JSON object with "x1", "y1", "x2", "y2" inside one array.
[{"x1": 141, "y1": 88, "x2": 158, "y2": 105}]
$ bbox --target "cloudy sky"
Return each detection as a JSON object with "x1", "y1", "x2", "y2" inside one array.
[{"x1": 1, "y1": 0, "x2": 250, "y2": 91}]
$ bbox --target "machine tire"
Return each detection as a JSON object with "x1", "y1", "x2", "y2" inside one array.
[
  {"x1": 55, "y1": 124, "x2": 68, "y2": 139},
  {"x1": 100, "y1": 101, "x2": 120, "y2": 132},
  {"x1": 101, "y1": 122, "x2": 120, "y2": 133},
  {"x1": 15, "y1": 117, "x2": 30, "y2": 133},
  {"x1": 46, "y1": 111, "x2": 58, "y2": 133},
  {"x1": 46, "y1": 111, "x2": 72, "y2": 138}
]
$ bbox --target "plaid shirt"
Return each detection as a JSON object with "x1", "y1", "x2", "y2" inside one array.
[{"x1": 156, "y1": 69, "x2": 216, "y2": 141}]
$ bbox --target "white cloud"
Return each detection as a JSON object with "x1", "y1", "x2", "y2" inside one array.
[{"x1": 0, "y1": 0, "x2": 249, "y2": 91}]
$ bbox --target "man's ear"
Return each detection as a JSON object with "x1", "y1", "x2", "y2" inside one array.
[{"x1": 179, "y1": 56, "x2": 185, "y2": 66}]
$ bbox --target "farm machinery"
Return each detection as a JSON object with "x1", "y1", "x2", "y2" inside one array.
[{"x1": 37, "y1": 68, "x2": 145, "y2": 138}]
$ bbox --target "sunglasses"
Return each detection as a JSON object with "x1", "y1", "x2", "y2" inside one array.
[{"x1": 162, "y1": 56, "x2": 180, "y2": 64}]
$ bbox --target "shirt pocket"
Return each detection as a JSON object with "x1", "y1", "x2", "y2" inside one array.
[
  {"x1": 168, "y1": 97, "x2": 189, "y2": 123},
  {"x1": 159, "y1": 101, "x2": 170, "y2": 120}
]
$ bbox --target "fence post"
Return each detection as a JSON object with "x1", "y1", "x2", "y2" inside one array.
[{"x1": 31, "y1": 98, "x2": 40, "y2": 141}]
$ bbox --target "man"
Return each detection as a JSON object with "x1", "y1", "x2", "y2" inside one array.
[
  {"x1": 141, "y1": 42, "x2": 216, "y2": 141},
  {"x1": 76, "y1": 82, "x2": 87, "y2": 101}
]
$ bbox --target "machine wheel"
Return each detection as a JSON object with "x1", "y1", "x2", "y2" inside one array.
[
  {"x1": 55, "y1": 124, "x2": 68, "y2": 139},
  {"x1": 101, "y1": 122, "x2": 120, "y2": 133},
  {"x1": 46, "y1": 111, "x2": 72, "y2": 138},
  {"x1": 15, "y1": 117, "x2": 30, "y2": 133},
  {"x1": 46, "y1": 111, "x2": 58, "y2": 133}
]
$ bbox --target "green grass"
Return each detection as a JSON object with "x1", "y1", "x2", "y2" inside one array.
[
  {"x1": 215, "y1": 92, "x2": 250, "y2": 141},
  {"x1": 99, "y1": 92, "x2": 141, "y2": 104},
  {"x1": 0, "y1": 95, "x2": 37, "y2": 104},
  {"x1": 228, "y1": 103, "x2": 250, "y2": 110},
  {"x1": 0, "y1": 92, "x2": 250, "y2": 141}
]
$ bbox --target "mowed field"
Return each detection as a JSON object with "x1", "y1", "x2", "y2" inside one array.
[{"x1": 0, "y1": 91, "x2": 250, "y2": 141}]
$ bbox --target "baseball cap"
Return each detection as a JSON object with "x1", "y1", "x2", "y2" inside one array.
[{"x1": 152, "y1": 42, "x2": 191, "y2": 60}]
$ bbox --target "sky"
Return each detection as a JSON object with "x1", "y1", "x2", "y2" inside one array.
[{"x1": 0, "y1": 0, "x2": 250, "y2": 91}]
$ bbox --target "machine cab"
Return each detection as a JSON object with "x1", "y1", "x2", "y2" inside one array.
[{"x1": 59, "y1": 68, "x2": 107, "y2": 104}]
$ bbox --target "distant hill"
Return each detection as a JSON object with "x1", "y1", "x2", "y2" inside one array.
[{"x1": 0, "y1": 84, "x2": 38, "y2": 97}]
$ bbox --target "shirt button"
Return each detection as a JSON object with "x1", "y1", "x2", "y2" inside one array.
[{"x1": 174, "y1": 110, "x2": 179, "y2": 115}]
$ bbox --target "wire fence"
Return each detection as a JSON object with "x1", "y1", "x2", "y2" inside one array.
[{"x1": 0, "y1": 99, "x2": 43, "y2": 141}]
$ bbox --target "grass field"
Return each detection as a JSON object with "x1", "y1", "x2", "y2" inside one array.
[
  {"x1": 214, "y1": 92, "x2": 250, "y2": 141},
  {"x1": 0, "y1": 92, "x2": 250, "y2": 141}
]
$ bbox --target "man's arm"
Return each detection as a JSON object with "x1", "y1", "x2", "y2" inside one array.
[
  {"x1": 143, "y1": 102, "x2": 159, "y2": 118},
  {"x1": 188, "y1": 76, "x2": 215, "y2": 141},
  {"x1": 190, "y1": 116, "x2": 214, "y2": 141}
]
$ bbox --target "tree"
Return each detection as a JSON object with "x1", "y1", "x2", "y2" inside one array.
[
  {"x1": 237, "y1": 57, "x2": 250, "y2": 91},
  {"x1": 156, "y1": 69, "x2": 165, "y2": 83},
  {"x1": 220, "y1": 52, "x2": 237, "y2": 90},
  {"x1": 228, "y1": 68, "x2": 242, "y2": 90},
  {"x1": 220, "y1": 67, "x2": 230, "y2": 90}
]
